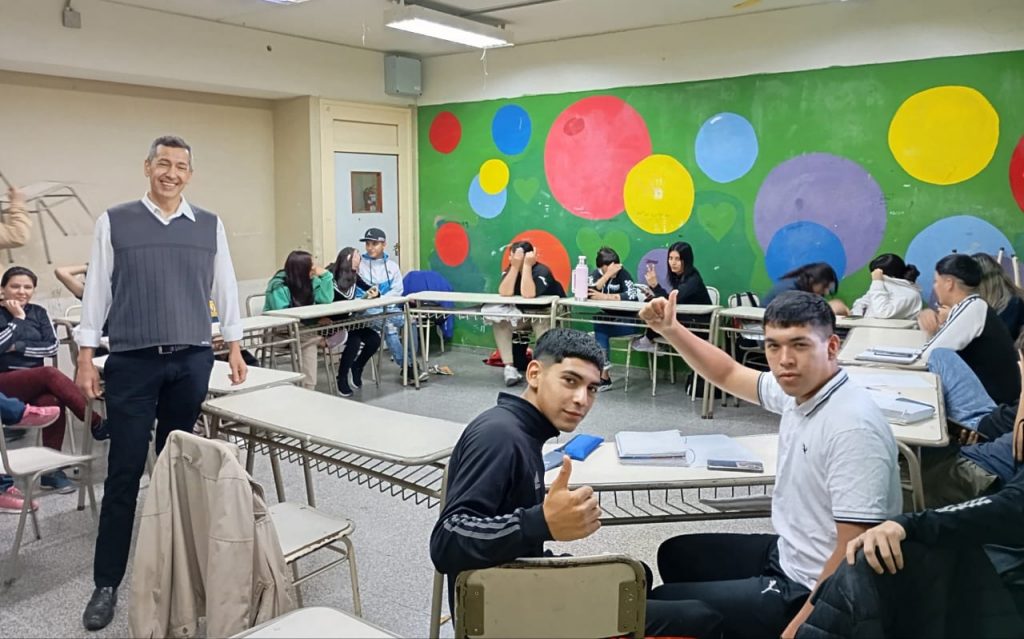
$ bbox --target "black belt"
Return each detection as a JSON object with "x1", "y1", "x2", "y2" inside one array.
[{"x1": 141, "y1": 344, "x2": 196, "y2": 356}]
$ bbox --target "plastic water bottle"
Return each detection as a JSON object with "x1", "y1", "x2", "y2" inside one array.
[{"x1": 573, "y1": 256, "x2": 589, "y2": 301}]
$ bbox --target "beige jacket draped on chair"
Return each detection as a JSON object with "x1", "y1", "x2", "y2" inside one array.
[{"x1": 128, "y1": 431, "x2": 296, "y2": 639}]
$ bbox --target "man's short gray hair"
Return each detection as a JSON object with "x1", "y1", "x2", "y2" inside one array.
[{"x1": 147, "y1": 135, "x2": 193, "y2": 168}]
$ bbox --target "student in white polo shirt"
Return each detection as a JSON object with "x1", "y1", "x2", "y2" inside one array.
[{"x1": 638, "y1": 290, "x2": 902, "y2": 639}]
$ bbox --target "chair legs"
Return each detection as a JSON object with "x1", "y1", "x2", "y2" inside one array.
[
  {"x1": 3, "y1": 475, "x2": 40, "y2": 587},
  {"x1": 341, "y1": 536, "x2": 362, "y2": 616}
]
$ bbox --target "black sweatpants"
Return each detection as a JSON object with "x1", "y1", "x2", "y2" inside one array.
[
  {"x1": 93, "y1": 346, "x2": 214, "y2": 588},
  {"x1": 652, "y1": 533, "x2": 811, "y2": 639}
]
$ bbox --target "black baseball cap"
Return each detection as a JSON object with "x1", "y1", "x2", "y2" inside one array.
[{"x1": 360, "y1": 228, "x2": 386, "y2": 242}]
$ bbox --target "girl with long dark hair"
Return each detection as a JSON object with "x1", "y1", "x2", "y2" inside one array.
[{"x1": 327, "y1": 247, "x2": 382, "y2": 397}]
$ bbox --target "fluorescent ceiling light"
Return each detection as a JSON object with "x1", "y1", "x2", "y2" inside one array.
[
  {"x1": 385, "y1": 4, "x2": 513, "y2": 49},
  {"x1": 261, "y1": 0, "x2": 311, "y2": 4}
]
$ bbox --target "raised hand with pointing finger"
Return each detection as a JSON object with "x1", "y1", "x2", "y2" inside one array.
[
  {"x1": 639, "y1": 289, "x2": 681, "y2": 336},
  {"x1": 543, "y1": 455, "x2": 601, "y2": 541}
]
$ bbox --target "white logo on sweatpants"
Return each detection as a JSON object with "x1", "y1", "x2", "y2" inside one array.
[{"x1": 761, "y1": 579, "x2": 780, "y2": 595}]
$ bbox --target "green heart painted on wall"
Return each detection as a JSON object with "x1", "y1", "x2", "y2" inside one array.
[
  {"x1": 513, "y1": 177, "x2": 540, "y2": 203},
  {"x1": 696, "y1": 200, "x2": 738, "y2": 242},
  {"x1": 575, "y1": 227, "x2": 632, "y2": 263}
]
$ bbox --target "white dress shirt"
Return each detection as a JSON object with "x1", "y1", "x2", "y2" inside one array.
[{"x1": 74, "y1": 193, "x2": 243, "y2": 348}]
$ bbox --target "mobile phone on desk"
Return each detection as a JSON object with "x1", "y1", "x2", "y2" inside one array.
[
  {"x1": 543, "y1": 448, "x2": 565, "y2": 471},
  {"x1": 707, "y1": 459, "x2": 764, "y2": 473}
]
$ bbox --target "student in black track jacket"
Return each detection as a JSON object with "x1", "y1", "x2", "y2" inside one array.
[
  {"x1": 429, "y1": 328, "x2": 724, "y2": 638},
  {"x1": 797, "y1": 419, "x2": 1024, "y2": 637}
]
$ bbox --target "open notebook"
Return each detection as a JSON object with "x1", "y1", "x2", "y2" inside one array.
[{"x1": 855, "y1": 346, "x2": 922, "y2": 364}]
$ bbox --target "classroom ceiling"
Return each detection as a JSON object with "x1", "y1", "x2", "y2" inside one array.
[{"x1": 104, "y1": 0, "x2": 840, "y2": 57}]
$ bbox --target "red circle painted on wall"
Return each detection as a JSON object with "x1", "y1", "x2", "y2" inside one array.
[
  {"x1": 544, "y1": 96, "x2": 652, "y2": 220},
  {"x1": 429, "y1": 111, "x2": 462, "y2": 154},
  {"x1": 435, "y1": 222, "x2": 469, "y2": 266},
  {"x1": 1011, "y1": 135, "x2": 1024, "y2": 213},
  {"x1": 500, "y1": 229, "x2": 571, "y2": 292}
]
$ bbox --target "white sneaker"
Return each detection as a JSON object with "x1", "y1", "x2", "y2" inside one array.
[
  {"x1": 503, "y1": 364, "x2": 522, "y2": 387},
  {"x1": 631, "y1": 336, "x2": 658, "y2": 353}
]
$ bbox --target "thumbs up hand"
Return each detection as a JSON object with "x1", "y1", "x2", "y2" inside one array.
[{"x1": 543, "y1": 456, "x2": 601, "y2": 541}]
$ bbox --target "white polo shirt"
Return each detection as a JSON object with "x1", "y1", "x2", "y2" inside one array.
[{"x1": 758, "y1": 368, "x2": 902, "y2": 590}]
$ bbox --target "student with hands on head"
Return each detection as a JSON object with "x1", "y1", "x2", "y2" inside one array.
[
  {"x1": 493, "y1": 240, "x2": 564, "y2": 387},
  {"x1": 639, "y1": 289, "x2": 901, "y2": 639}
]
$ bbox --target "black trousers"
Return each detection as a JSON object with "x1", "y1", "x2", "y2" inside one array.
[
  {"x1": 651, "y1": 533, "x2": 811, "y2": 639},
  {"x1": 93, "y1": 346, "x2": 214, "y2": 589},
  {"x1": 337, "y1": 327, "x2": 382, "y2": 378}
]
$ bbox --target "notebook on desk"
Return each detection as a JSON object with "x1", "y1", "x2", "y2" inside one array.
[
  {"x1": 866, "y1": 389, "x2": 935, "y2": 424},
  {"x1": 855, "y1": 346, "x2": 922, "y2": 364}
]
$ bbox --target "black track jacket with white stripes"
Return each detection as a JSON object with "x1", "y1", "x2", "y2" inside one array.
[
  {"x1": 0, "y1": 303, "x2": 60, "y2": 372},
  {"x1": 430, "y1": 392, "x2": 557, "y2": 606}
]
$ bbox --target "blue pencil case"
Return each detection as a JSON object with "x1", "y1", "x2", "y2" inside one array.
[{"x1": 562, "y1": 434, "x2": 603, "y2": 461}]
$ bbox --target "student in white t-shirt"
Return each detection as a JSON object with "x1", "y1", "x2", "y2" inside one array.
[{"x1": 638, "y1": 290, "x2": 901, "y2": 639}]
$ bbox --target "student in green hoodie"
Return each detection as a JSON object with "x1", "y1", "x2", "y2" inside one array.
[{"x1": 263, "y1": 250, "x2": 334, "y2": 389}]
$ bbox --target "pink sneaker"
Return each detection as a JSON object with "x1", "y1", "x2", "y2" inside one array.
[
  {"x1": 0, "y1": 487, "x2": 39, "y2": 514},
  {"x1": 13, "y1": 405, "x2": 60, "y2": 429}
]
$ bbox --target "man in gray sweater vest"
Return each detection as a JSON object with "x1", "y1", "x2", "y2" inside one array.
[{"x1": 75, "y1": 136, "x2": 248, "y2": 631}]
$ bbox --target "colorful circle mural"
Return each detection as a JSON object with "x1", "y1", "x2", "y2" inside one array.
[
  {"x1": 764, "y1": 221, "x2": 847, "y2": 281},
  {"x1": 468, "y1": 175, "x2": 507, "y2": 219},
  {"x1": 429, "y1": 111, "x2": 461, "y2": 154},
  {"x1": 544, "y1": 95, "x2": 653, "y2": 220},
  {"x1": 479, "y1": 159, "x2": 510, "y2": 194},
  {"x1": 754, "y1": 152, "x2": 886, "y2": 275},
  {"x1": 1011, "y1": 135, "x2": 1024, "y2": 214},
  {"x1": 888, "y1": 85, "x2": 999, "y2": 185},
  {"x1": 694, "y1": 112, "x2": 759, "y2": 183},
  {"x1": 623, "y1": 154, "x2": 695, "y2": 235},
  {"x1": 501, "y1": 229, "x2": 571, "y2": 291},
  {"x1": 492, "y1": 104, "x2": 532, "y2": 155},
  {"x1": 435, "y1": 222, "x2": 469, "y2": 267},
  {"x1": 905, "y1": 215, "x2": 1013, "y2": 299}
]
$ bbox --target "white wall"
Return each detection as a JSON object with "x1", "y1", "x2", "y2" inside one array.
[
  {"x1": 420, "y1": 0, "x2": 1024, "y2": 105},
  {"x1": 0, "y1": 71, "x2": 277, "y2": 297},
  {"x1": 0, "y1": 0, "x2": 408, "y2": 104}
]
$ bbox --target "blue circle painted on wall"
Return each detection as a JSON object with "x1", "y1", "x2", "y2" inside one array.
[
  {"x1": 694, "y1": 112, "x2": 759, "y2": 184},
  {"x1": 468, "y1": 175, "x2": 507, "y2": 219},
  {"x1": 492, "y1": 104, "x2": 532, "y2": 155},
  {"x1": 905, "y1": 215, "x2": 1013, "y2": 302},
  {"x1": 765, "y1": 221, "x2": 847, "y2": 282}
]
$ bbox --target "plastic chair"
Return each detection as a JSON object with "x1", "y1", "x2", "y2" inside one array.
[
  {"x1": 454, "y1": 554, "x2": 646, "y2": 639},
  {"x1": 0, "y1": 414, "x2": 98, "y2": 586}
]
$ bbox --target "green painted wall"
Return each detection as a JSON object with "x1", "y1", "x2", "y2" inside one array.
[{"x1": 418, "y1": 50, "x2": 1024, "y2": 346}]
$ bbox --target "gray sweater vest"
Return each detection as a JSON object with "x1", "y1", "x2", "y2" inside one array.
[{"x1": 107, "y1": 200, "x2": 217, "y2": 352}]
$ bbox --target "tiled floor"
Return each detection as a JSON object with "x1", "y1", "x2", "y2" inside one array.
[{"x1": 0, "y1": 345, "x2": 777, "y2": 637}]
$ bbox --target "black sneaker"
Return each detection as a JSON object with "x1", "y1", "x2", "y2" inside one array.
[
  {"x1": 350, "y1": 365, "x2": 364, "y2": 390},
  {"x1": 90, "y1": 419, "x2": 111, "y2": 441},
  {"x1": 597, "y1": 378, "x2": 613, "y2": 392},
  {"x1": 83, "y1": 586, "x2": 117, "y2": 631},
  {"x1": 336, "y1": 376, "x2": 354, "y2": 397}
]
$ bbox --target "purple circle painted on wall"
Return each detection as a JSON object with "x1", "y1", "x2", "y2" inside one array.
[
  {"x1": 635, "y1": 248, "x2": 670, "y2": 293},
  {"x1": 754, "y1": 152, "x2": 886, "y2": 275}
]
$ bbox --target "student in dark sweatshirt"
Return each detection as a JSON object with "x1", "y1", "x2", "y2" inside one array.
[
  {"x1": 429, "y1": 328, "x2": 724, "y2": 638},
  {"x1": 587, "y1": 246, "x2": 643, "y2": 391},
  {"x1": 632, "y1": 241, "x2": 713, "y2": 353}
]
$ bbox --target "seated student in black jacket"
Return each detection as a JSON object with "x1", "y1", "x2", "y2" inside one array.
[
  {"x1": 798, "y1": 428, "x2": 1024, "y2": 638},
  {"x1": 632, "y1": 241, "x2": 712, "y2": 353},
  {"x1": 429, "y1": 328, "x2": 724, "y2": 638},
  {"x1": 586, "y1": 246, "x2": 643, "y2": 391}
]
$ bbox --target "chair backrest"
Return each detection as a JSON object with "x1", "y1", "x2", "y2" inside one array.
[
  {"x1": 64, "y1": 304, "x2": 82, "y2": 320},
  {"x1": 706, "y1": 286, "x2": 721, "y2": 306},
  {"x1": 246, "y1": 293, "x2": 266, "y2": 318},
  {"x1": 454, "y1": 554, "x2": 646, "y2": 639},
  {"x1": 728, "y1": 291, "x2": 760, "y2": 308}
]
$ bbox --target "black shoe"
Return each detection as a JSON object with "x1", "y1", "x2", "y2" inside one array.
[
  {"x1": 402, "y1": 366, "x2": 429, "y2": 383},
  {"x1": 336, "y1": 376, "x2": 354, "y2": 397},
  {"x1": 597, "y1": 378, "x2": 613, "y2": 392},
  {"x1": 83, "y1": 586, "x2": 117, "y2": 631},
  {"x1": 350, "y1": 365, "x2": 364, "y2": 390},
  {"x1": 90, "y1": 419, "x2": 110, "y2": 442}
]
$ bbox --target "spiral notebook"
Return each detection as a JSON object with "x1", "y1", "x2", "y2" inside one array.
[{"x1": 855, "y1": 346, "x2": 922, "y2": 365}]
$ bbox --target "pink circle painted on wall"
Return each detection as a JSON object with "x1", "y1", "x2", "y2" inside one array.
[
  {"x1": 544, "y1": 96, "x2": 652, "y2": 220},
  {"x1": 435, "y1": 222, "x2": 469, "y2": 267},
  {"x1": 429, "y1": 111, "x2": 461, "y2": 154}
]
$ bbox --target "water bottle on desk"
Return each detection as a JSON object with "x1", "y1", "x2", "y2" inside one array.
[{"x1": 572, "y1": 256, "x2": 589, "y2": 301}]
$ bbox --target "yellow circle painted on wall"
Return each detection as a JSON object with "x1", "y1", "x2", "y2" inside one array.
[
  {"x1": 888, "y1": 85, "x2": 999, "y2": 185},
  {"x1": 623, "y1": 154, "x2": 695, "y2": 234},
  {"x1": 479, "y1": 158, "x2": 510, "y2": 194}
]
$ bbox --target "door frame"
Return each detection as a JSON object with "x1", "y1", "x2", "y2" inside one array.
[{"x1": 319, "y1": 99, "x2": 417, "y2": 269}]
